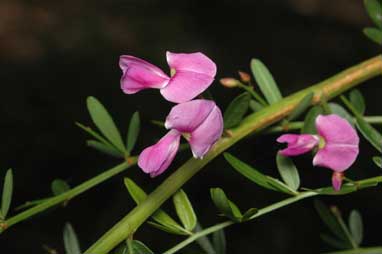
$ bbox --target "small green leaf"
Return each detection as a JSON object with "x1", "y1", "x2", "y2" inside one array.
[
  {"x1": 124, "y1": 178, "x2": 186, "y2": 235},
  {"x1": 173, "y1": 189, "x2": 197, "y2": 231},
  {"x1": 127, "y1": 112, "x2": 140, "y2": 154},
  {"x1": 127, "y1": 240, "x2": 154, "y2": 254},
  {"x1": 349, "y1": 89, "x2": 366, "y2": 115},
  {"x1": 329, "y1": 103, "x2": 354, "y2": 127},
  {"x1": 373, "y1": 156, "x2": 382, "y2": 168},
  {"x1": 63, "y1": 223, "x2": 81, "y2": 254},
  {"x1": 241, "y1": 208, "x2": 258, "y2": 221},
  {"x1": 287, "y1": 92, "x2": 314, "y2": 121},
  {"x1": 223, "y1": 93, "x2": 251, "y2": 129},
  {"x1": 224, "y1": 153, "x2": 274, "y2": 190},
  {"x1": 314, "y1": 200, "x2": 347, "y2": 242},
  {"x1": 51, "y1": 179, "x2": 70, "y2": 196},
  {"x1": 210, "y1": 188, "x2": 241, "y2": 222},
  {"x1": 363, "y1": 27, "x2": 382, "y2": 45},
  {"x1": 87, "y1": 96, "x2": 125, "y2": 153},
  {"x1": 1, "y1": 169, "x2": 13, "y2": 219},
  {"x1": 276, "y1": 154, "x2": 300, "y2": 191},
  {"x1": 147, "y1": 221, "x2": 189, "y2": 235},
  {"x1": 265, "y1": 176, "x2": 298, "y2": 196},
  {"x1": 87, "y1": 140, "x2": 124, "y2": 157},
  {"x1": 349, "y1": 210, "x2": 363, "y2": 245},
  {"x1": 250, "y1": 59, "x2": 283, "y2": 104},
  {"x1": 249, "y1": 99, "x2": 264, "y2": 112},
  {"x1": 364, "y1": 0, "x2": 382, "y2": 28},
  {"x1": 320, "y1": 234, "x2": 351, "y2": 249},
  {"x1": 301, "y1": 106, "x2": 323, "y2": 134},
  {"x1": 76, "y1": 122, "x2": 118, "y2": 149},
  {"x1": 213, "y1": 229, "x2": 226, "y2": 254}
]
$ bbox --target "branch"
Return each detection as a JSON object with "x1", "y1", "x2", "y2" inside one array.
[{"x1": 85, "y1": 55, "x2": 382, "y2": 254}]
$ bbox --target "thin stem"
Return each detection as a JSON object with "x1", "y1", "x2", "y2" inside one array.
[
  {"x1": 85, "y1": 55, "x2": 382, "y2": 254},
  {"x1": 321, "y1": 247, "x2": 382, "y2": 254},
  {"x1": 1, "y1": 158, "x2": 137, "y2": 232},
  {"x1": 238, "y1": 83, "x2": 268, "y2": 105}
]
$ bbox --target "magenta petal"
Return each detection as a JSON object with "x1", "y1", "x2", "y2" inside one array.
[
  {"x1": 165, "y1": 99, "x2": 216, "y2": 132},
  {"x1": 313, "y1": 114, "x2": 359, "y2": 171},
  {"x1": 276, "y1": 134, "x2": 319, "y2": 156},
  {"x1": 331, "y1": 172, "x2": 344, "y2": 191},
  {"x1": 160, "y1": 52, "x2": 217, "y2": 103},
  {"x1": 189, "y1": 105, "x2": 223, "y2": 158},
  {"x1": 119, "y1": 55, "x2": 170, "y2": 94},
  {"x1": 138, "y1": 130, "x2": 181, "y2": 177}
]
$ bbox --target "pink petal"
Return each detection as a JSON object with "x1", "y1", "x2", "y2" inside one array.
[
  {"x1": 331, "y1": 172, "x2": 344, "y2": 191},
  {"x1": 314, "y1": 114, "x2": 359, "y2": 171},
  {"x1": 160, "y1": 52, "x2": 217, "y2": 103},
  {"x1": 138, "y1": 130, "x2": 181, "y2": 177},
  {"x1": 276, "y1": 134, "x2": 319, "y2": 156},
  {"x1": 165, "y1": 99, "x2": 216, "y2": 132},
  {"x1": 189, "y1": 105, "x2": 223, "y2": 158},
  {"x1": 120, "y1": 55, "x2": 170, "y2": 94}
]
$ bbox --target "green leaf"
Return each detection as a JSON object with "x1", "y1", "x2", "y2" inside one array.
[
  {"x1": 287, "y1": 92, "x2": 314, "y2": 121},
  {"x1": 276, "y1": 154, "x2": 300, "y2": 191},
  {"x1": 241, "y1": 208, "x2": 258, "y2": 221},
  {"x1": 320, "y1": 234, "x2": 351, "y2": 249},
  {"x1": 173, "y1": 189, "x2": 197, "y2": 231},
  {"x1": 251, "y1": 59, "x2": 282, "y2": 104},
  {"x1": 126, "y1": 240, "x2": 154, "y2": 254},
  {"x1": 1, "y1": 169, "x2": 13, "y2": 219},
  {"x1": 51, "y1": 179, "x2": 70, "y2": 196},
  {"x1": 349, "y1": 89, "x2": 366, "y2": 115},
  {"x1": 264, "y1": 176, "x2": 299, "y2": 196},
  {"x1": 314, "y1": 200, "x2": 347, "y2": 242},
  {"x1": 223, "y1": 92, "x2": 251, "y2": 129},
  {"x1": 363, "y1": 27, "x2": 382, "y2": 45},
  {"x1": 124, "y1": 178, "x2": 187, "y2": 235},
  {"x1": 213, "y1": 229, "x2": 226, "y2": 254},
  {"x1": 147, "y1": 221, "x2": 189, "y2": 236},
  {"x1": 349, "y1": 210, "x2": 363, "y2": 245},
  {"x1": 329, "y1": 103, "x2": 355, "y2": 127},
  {"x1": 249, "y1": 99, "x2": 264, "y2": 112},
  {"x1": 224, "y1": 153, "x2": 274, "y2": 191},
  {"x1": 195, "y1": 223, "x2": 217, "y2": 254},
  {"x1": 87, "y1": 140, "x2": 124, "y2": 158},
  {"x1": 127, "y1": 111, "x2": 140, "y2": 154},
  {"x1": 301, "y1": 106, "x2": 323, "y2": 134},
  {"x1": 210, "y1": 188, "x2": 241, "y2": 222},
  {"x1": 373, "y1": 156, "x2": 382, "y2": 168},
  {"x1": 63, "y1": 223, "x2": 81, "y2": 254},
  {"x1": 364, "y1": 0, "x2": 382, "y2": 28},
  {"x1": 87, "y1": 96, "x2": 125, "y2": 153}
]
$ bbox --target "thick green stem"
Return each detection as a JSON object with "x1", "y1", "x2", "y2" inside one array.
[
  {"x1": 85, "y1": 55, "x2": 382, "y2": 254},
  {"x1": 0, "y1": 158, "x2": 136, "y2": 232}
]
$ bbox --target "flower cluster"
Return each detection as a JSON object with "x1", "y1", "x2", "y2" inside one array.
[
  {"x1": 120, "y1": 52, "x2": 223, "y2": 177},
  {"x1": 277, "y1": 114, "x2": 359, "y2": 191}
]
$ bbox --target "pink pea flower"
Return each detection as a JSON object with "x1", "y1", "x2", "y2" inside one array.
[
  {"x1": 277, "y1": 114, "x2": 359, "y2": 191},
  {"x1": 138, "y1": 99, "x2": 223, "y2": 177},
  {"x1": 119, "y1": 52, "x2": 217, "y2": 103}
]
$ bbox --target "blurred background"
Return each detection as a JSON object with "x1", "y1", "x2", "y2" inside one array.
[{"x1": 0, "y1": 0, "x2": 381, "y2": 253}]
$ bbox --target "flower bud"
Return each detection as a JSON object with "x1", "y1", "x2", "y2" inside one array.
[
  {"x1": 219, "y1": 78, "x2": 240, "y2": 88},
  {"x1": 238, "y1": 71, "x2": 251, "y2": 82}
]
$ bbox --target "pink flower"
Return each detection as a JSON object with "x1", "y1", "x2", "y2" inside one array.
[
  {"x1": 277, "y1": 114, "x2": 359, "y2": 191},
  {"x1": 138, "y1": 100, "x2": 223, "y2": 177},
  {"x1": 120, "y1": 52, "x2": 217, "y2": 103}
]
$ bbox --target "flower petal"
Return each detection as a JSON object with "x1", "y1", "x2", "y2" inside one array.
[
  {"x1": 138, "y1": 130, "x2": 181, "y2": 177},
  {"x1": 276, "y1": 134, "x2": 319, "y2": 156},
  {"x1": 331, "y1": 172, "x2": 344, "y2": 191},
  {"x1": 314, "y1": 114, "x2": 359, "y2": 171},
  {"x1": 165, "y1": 99, "x2": 216, "y2": 132},
  {"x1": 120, "y1": 55, "x2": 170, "y2": 94},
  {"x1": 160, "y1": 52, "x2": 217, "y2": 103},
  {"x1": 189, "y1": 105, "x2": 223, "y2": 158}
]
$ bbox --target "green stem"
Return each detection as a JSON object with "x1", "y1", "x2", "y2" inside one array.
[
  {"x1": 1, "y1": 158, "x2": 136, "y2": 232},
  {"x1": 265, "y1": 116, "x2": 382, "y2": 133},
  {"x1": 322, "y1": 247, "x2": 382, "y2": 254},
  {"x1": 238, "y1": 83, "x2": 268, "y2": 105},
  {"x1": 164, "y1": 176, "x2": 382, "y2": 254},
  {"x1": 85, "y1": 55, "x2": 382, "y2": 254}
]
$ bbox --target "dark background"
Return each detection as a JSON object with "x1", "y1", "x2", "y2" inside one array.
[{"x1": 0, "y1": 0, "x2": 381, "y2": 253}]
